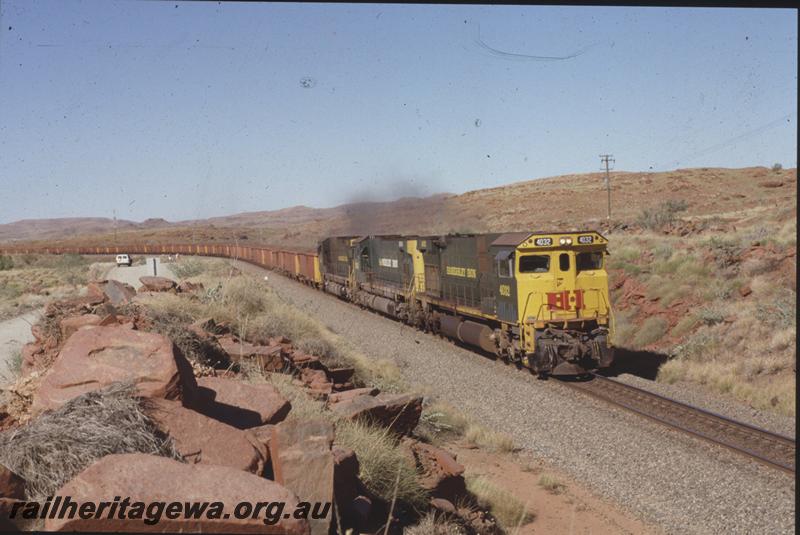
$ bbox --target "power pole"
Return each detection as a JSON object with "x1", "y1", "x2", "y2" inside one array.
[
  {"x1": 113, "y1": 209, "x2": 117, "y2": 245},
  {"x1": 600, "y1": 154, "x2": 614, "y2": 220}
]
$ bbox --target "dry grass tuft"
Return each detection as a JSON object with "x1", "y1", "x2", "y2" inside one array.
[
  {"x1": 404, "y1": 512, "x2": 469, "y2": 534},
  {"x1": 1, "y1": 370, "x2": 41, "y2": 424},
  {"x1": 144, "y1": 306, "x2": 230, "y2": 369},
  {"x1": 637, "y1": 199, "x2": 688, "y2": 230},
  {"x1": 140, "y1": 266, "x2": 410, "y2": 393},
  {"x1": 632, "y1": 316, "x2": 669, "y2": 347},
  {"x1": 464, "y1": 424, "x2": 515, "y2": 453},
  {"x1": 0, "y1": 255, "x2": 94, "y2": 320},
  {"x1": 465, "y1": 474, "x2": 533, "y2": 529},
  {"x1": 416, "y1": 401, "x2": 470, "y2": 444},
  {"x1": 0, "y1": 382, "x2": 180, "y2": 499},
  {"x1": 169, "y1": 258, "x2": 206, "y2": 279},
  {"x1": 1, "y1": 348, "x2": 23, "y2": 382},
  {"x1": 334, "y1": 418, "x2": 428, "y2": 510},
  {"x1": 537, "y1": 473, "x2": 566, "y2": 494}
]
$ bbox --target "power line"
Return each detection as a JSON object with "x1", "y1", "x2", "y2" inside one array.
[{"x1": 600, "y1": 154, "x2": 614, "y2": 220}]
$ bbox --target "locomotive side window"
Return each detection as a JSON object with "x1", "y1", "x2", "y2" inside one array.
[
  {"x1": 360, "y1": 247, "x2": 371, "y2": 269},
  {"x1": 577, "y1": 251, "x2": 603, "y2": 271},
  {"x1": 559, "y1": 253, "x2": 570, "y2": 271},
  {"x1": 519, "y1": 254, "x2": 550, "y2": 273},
  {"x1": 495, "y1": 252, "x2": 514, "y2": 278}
]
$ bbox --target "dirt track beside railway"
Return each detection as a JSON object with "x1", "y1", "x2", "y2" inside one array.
[{"x1": 233, "y1": 260, "x2": 795, "y2": 535}]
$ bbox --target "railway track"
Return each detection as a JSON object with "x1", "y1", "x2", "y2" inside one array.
[{"x1": 563, "y1": 373, "x2": 796, "y2": 475}]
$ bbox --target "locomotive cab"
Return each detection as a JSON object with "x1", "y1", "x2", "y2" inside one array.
[{"x1": 491, "y1": 231, "x2": 614, "y2": 375}]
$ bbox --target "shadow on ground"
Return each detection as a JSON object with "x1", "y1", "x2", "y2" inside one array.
[{"x1": 599, "y1": 347, "x2": 671, "y2": 380}]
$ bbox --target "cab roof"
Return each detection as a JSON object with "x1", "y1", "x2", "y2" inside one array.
[{"x1": 490, "y1": 230, "x2": 607, "y2": 248}]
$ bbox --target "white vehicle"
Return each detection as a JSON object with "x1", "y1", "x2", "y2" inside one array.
[{"x1": 115, "y1": 254, "x2": 132, "y2": 267}]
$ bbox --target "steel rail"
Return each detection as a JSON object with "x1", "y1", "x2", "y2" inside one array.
[{"x1": 564, "y1": 373, "x2": 796, "y2": 475}]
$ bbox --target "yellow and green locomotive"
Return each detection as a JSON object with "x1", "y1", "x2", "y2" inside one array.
[
  {"x1": 319, "y1": 231, "x2": 614, "y2": 375},
  {"x1": 0, "y1": 230, "x2": 614, "y2": 376}
]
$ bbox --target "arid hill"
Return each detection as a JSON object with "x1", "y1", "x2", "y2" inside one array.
[
  {"x1": 1, "y1": 166, "x2": 795, "y2": 249},
  {"x1": 0, "y1": 218, "x2": 145, "y2": 243}
]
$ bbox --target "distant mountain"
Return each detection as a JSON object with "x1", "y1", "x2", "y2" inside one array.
[
  {"x1": 0, "y1": 217, "x2": 143, "y2": 242},
  {"x1": 1, "y1": 167, "x2": 795, "y2": 247}
]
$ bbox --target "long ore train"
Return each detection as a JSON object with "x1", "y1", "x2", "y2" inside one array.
[{"x1": 1, "y1": 231, "x2": 615, "y2": 375}]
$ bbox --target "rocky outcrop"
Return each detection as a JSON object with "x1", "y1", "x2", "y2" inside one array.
[
  {"x1": 146, "y1": 399, "x2": 265, "y2": 475},
  {"x1": 327, "y1": 388, "x2": 379, "y2": 405},
  {"x1": 192, "y1": 376, "x2": 290, "y2": 429},
  {"x1": 189, "y1": 318, "x2": 231, "y2": 337},
  {"x1": 58, "y1": 314, "x2": 104, "y2": 339},
  {"x1": 32, "y1": 326, "x2": 197, "y2": 414},
  {"x1": 0, "y1": 464, "x2": 26, "y2": 532},
  {"x1": 332, "y1": 447, "x2": 364, "y2": 530},
  {"x1": 247, "y1": 424, "x2": 275, "y2": 450},
  {"x1": 177, "y1": 281, "x2": 204, "y2": 293},
  {"x1": 269, "y1": 420, "x2": 334, "y2": 535},
  {"x1": 20, "y1": 342, "x2": 45, "y2": 376},
  {"x1": 0, "y1": 463, "x2": 25, "y2": 499},
  {"x1": 330, "y1": 393, "x2": 422, "y2": 435},
  {"x1": 216, "y1": 335, "x2": 284, "y2": 371},
  {"x1": 407, "y1": 441, "x2": 466, "y2": 503},
  {"x1": 298, "y1": 368, "x2": 333, "y2": 398},
  {"x1": 45, "y1": 453, "x2": 309, "y2": 534},
  {"x1": 88, "y1": 280, "x2": 137, "y2": 306},
  {"x1": 138, "y1": 276, "x2": 177, "y2": 293}
]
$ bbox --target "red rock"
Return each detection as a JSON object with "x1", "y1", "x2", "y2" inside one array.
[
  {"x1": 244, "y1": 424, "x2": 274, "y2": 475},
  {"x1": 192, "y1": 376, "x2": 291, "y2": 429},
  {"x1": 146, "y1": 399, "x2": 265, "y2": 475},
  {"x1": 86, "y1": 281, "x2": 106, "y2": 301},
  {"x1": 430, "y1": 498, "x2": 457, "y2": 514},
  {"x1": 96, "y1": 280, "x2": 137, "y2": 306},
  {"x1": 45, "y1": 453, "x2": 310, "y2": 534},
  {"x1": 329, "y1": 393, "x2": 422, "y2": 435},
  {"x1": 59, "y1": 314, "x2": 103, "y2": 339},
  {"x1": 98, "y1": 313, "x2": 120, "y2": 326},
  {"x1": 351, "y1": 496, "x2": 372, "y2": 527},
  {"x1": 327, "y1": 388, "x2": 379, "y2": 405},
  {"x1": 189, "y1": 318, "x2": 229, "y2": 337},
  {"x1": 289, "y1": 352, "x2": 320, "y2": 367},
  {"x1": 332, "y1": 447, "x2": 362, "y2": 530},
  {"x1": 248, "y1": 423, "x2": 276, "y2": 449},
  {"x1": 243, "y1": 426, "x2": 272, "y2": 466},
  {"x1": 217, "y1": 335, "x2": 284, "y2": 371},
  {"x1": 20, "y1": 342, "x2": 44, "y2": 376},
  {"x1": 323, "y1": 367, "x2": 354, "y2": 384},
  {"x1": 138, "y1": 276, "x2": 177, "y2": 292},
  {"x1": 32, "y1": 326, "x2": 197, "y2": 414},
  {"x1": 0, "y1": 498, "x2": 25, "y2": 533},
  {"x1": 408, "y1": 441, "x2": 466, "y2": 502},
  {"x1": 739, "y1": 284, "x2": 752, "y2": 297},
  {"x1": 0, "y1": 464, "x2": 25, "y2": 530},
  {"x1": 177, "y1": 280, "x2": 204, "y2": 293},
  {"x1": 300, "y1": 368, "x2": 331, "y2": 390},
  {"x1": 0, "y1": 463, "x2": 25, "y2": 499},
  {"x1": 270, "y1": 420, "x2": 334, "y2": 535},
  {"x1": 299, "y1": 368, "x2": 333, "y2": 399},
  {"x1": 30, "y1": 324, "x2": 44, "y2": 343}
]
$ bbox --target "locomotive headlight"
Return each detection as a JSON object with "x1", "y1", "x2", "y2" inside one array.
[{"x1": 559, "y1": 237, "x2": 573, "y2": 245}]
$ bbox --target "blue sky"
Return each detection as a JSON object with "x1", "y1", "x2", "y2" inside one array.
[{"x1": 0, "y1": 2, "x2": 796, "y2": 223}]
